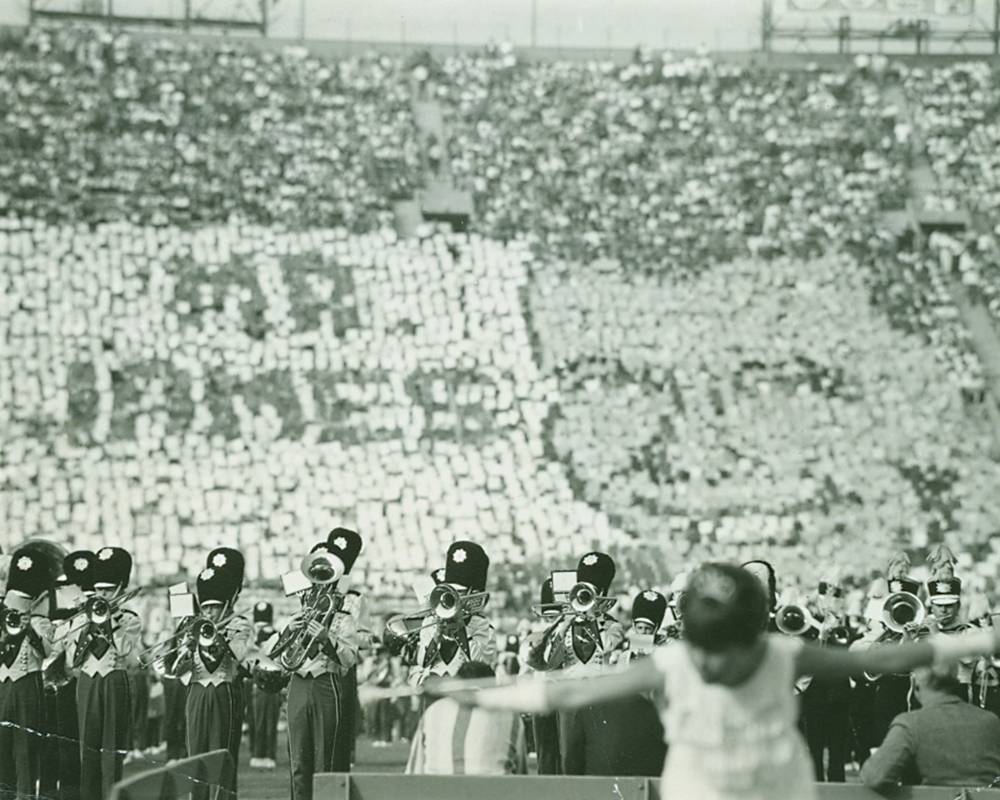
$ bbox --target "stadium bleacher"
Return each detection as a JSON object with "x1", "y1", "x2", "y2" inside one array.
[{"x1": 1, "y1": 29, "x2": 1000, "y2": 610}]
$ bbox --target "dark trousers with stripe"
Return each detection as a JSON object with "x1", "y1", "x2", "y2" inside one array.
[
  {"x1": 251, "y1": 685, "x2": 280, "y2": 760},
  {"x1": 185, "y1": 681, "x2": 243, "y2": 800},
  {"x1": 557, "y1": 697, "x2": 666, "y2": 777},
  {"x1": 0, "y1": 673, "x2": 44, "y2": 798},
  {"x1": 39, "y1": 678, "x2": 81, "y2": 800},
  {"x1": 162, "y1": 677, "x2": 188, "y2": 760},
  {"x1": 287, "y1": 674, "x2": 342, "y2": 800},
  {"x1": 78, "y1": 670, "x2": 131, "y2": 800},
  {"x1": 532, "y1": 713, "x2": 561, "y2": 775},
  {"x1": 333, "y1": 666, "x2": 357, "y2": 771},
  {"x1": 128, "y1": 669, "x2": 150, "y2": 751}
]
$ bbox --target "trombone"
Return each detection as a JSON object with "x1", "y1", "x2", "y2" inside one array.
[
  {"x1": 52, "y1": 588, "x2": 142, "y2": 642},
  {"x1": 379, "y1": 584, "x2": 492, "y2": 655},
  {"x1": 775, "y1": 604, "x2": 820, "y2": 637}
]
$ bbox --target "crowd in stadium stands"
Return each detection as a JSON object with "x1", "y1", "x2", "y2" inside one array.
[
  {"x1": 0, "y1": 26, "x2": 420, "y2": 228},
  {"x1": 2, "y1": 29, "x2": 1000, "y2": 614},
  {"x1": 437, "y1": 46, "x2": 910, "y2": 269},
  {"x1": 903, "y1": 61, "x2": 1000, "y2": 326}
]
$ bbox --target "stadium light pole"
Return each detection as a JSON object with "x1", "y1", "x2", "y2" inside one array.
[
  {"x1": 531, "y1": 0, "x2": 538, "y2": 48},
  {"x1": 299, "y1": 0, "x2": 305, "y2": 40}
]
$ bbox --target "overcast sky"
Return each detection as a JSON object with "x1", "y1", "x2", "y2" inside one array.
[
  {"x1": 0, "y1": 0, "x2": 989, "y2": 50},
  {"x1": 0, "y1": 0, "x2": 765, "y2": 50}
]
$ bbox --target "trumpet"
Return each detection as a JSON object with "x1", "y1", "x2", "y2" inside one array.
[{"x1": 566, "y1": 582, "x2": 615, "y2": 617}]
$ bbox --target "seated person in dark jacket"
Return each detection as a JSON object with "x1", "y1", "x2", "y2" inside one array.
[{"x1": 861, "y1": 664, "x2": 1000, "y2": 794}]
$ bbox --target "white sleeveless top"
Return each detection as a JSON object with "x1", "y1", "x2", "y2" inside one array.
[{"x1": 653, "y1": 635, "x2": 816, "y2": 800}]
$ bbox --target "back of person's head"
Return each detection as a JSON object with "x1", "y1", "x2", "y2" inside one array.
[
  {"x1": 914, "y1": 665, "x2": 965, "y2": 700},
  {"x1": 681, "y1": 563, "x2": 768, "y2": 652},
  {"x1": 457, "y1": 660, "x2": 495, "y2": 680}
]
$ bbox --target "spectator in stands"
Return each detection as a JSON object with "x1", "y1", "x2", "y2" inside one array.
[
  {"x1": 860, "y1": 665, "x2": 1000, "y2": 793},
  {"x1": 405, "y1": 661, "x2": 526, "y2": 776}
]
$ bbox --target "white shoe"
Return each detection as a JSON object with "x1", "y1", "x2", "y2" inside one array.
[
  {"x1": 249, "y1": 757, "x2": 261, "y2": 768},
  {"x1": 265, "y1": 758, "x2": 277, "y2": 769}
]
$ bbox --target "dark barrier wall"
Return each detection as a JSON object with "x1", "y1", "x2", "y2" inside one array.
[
  {"x1": 109, "y1": 749, "x2": 233, "y2": 800},
  {"x1": 315, "y1": 773, "x2": 1000, "y2": 800}
]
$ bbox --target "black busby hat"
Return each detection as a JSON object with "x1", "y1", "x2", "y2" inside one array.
[
  {"x1": 253, "y1": 601, "x2": 273, "y2": 625},
  {"x1": 444, "y1": 541, "x2": 489, "y2": 592},
  {"x1": 92, "y1": 547, "x2": 132, "y2": 589},
  {"x1": 927, "y1": 576, "x2": 961, "y2": 606},
  {"x1": 576, "y1": 552, "x2": 615, "y2": 596},
  {"x1": 632, "y1": 589, "x2": 668, "y2": 631},
  {"x1": 817, "y1": 581, "x2": 844, "y2": 599},
  {"x1": 430, "y1": 567, "x2": 446, "y2": 585},
  {"x1": 887, "y1": 576, "x2": 921, "y2": 596},
  {"x1": 205, "y1": 548, "x2": 245, "y2": 585},
  {"x1": 540, "y1": 577, "x2": 554, "y2": 605},
  {"x1": 197, "y1": 563, "x2": 241, "y2": 606},
  {"x1": 5, "y1": 546, "x2": 55, "y2": 600},
  {"x1": 17, "y1": 540, "x2": 66, "y2": 586},
  {"x1": 324, "y1": 528, "x2": 363, "y2": 575},
  {"x1": 63, "y1": 550, "x2": 97, "y2": 591}
]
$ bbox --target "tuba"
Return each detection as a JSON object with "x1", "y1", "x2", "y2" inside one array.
[
  {"x1": 881, "y1": 592, "x2": 925, "y2": 634},
  {"x1": 269, "y1": 551, "x2": 347, "y2": 672}
]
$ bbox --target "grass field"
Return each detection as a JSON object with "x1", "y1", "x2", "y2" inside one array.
[{"x1": 122, "y1": 733, "x2": 411, "y2": 799}]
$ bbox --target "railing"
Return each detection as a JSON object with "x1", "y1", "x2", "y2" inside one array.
[
  {"x1": 315, "y1": 773, "x2": 1000, "y2": 800},
  {"x1": 108, "y1": 749, "x2": 234, "y2": 800}
]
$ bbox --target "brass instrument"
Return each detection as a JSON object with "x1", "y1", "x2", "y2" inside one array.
[
  {"x1": 54, "y1": 587, "x2": 142, "y2": 641},
  {"x1": 380, "y1": 585, "x2": 491, "y2": 656},
  {"x1": 269, "y1": 551, "x2": 350, "y2": 671},
  {"x1": 1, "y1": 608, "x2": 27, "y2": 638},
  {"x1": 882, "y1": 591, "x2": 925, "y2": 634},
  {"x1": 429, "y1": 584, "x2": 489, "y2": 622},
  {"x1": 300, "y1": 549, "x2": 345, "y2": 586},
  {"x1": 775, "y1": 604, "x2": 819, "y2": 637},
  {"x1": 530, "y1": 601, "x2": 569, "y2": 619},
  {"x1": 566, "y1": 582, "x2": 615, "y2": 617}
]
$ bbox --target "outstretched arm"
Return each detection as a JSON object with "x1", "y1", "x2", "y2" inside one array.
[
  {"x1": 443, "y1": 655, "x2": 662, "y2": 714},
  {"x1": 797, "y1": 628, "x2": 998, "y2": 681}
]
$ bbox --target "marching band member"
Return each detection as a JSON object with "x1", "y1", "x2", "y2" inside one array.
[
  {"x1": 0, "y1": 546, "x2": 57, "y2": 797},
  {"x1": 529, "y1": 552, "x2": 626, "y2": 776},
  {"x1": 525, "y1": 577, "x2": 561, "y2": 775},
  {"x1": 529, "y1": 553, "x2": 624, "y2": 675},
  {"x1": 497, "y1": 634, "x2": 520, "y2": 678},
  {"x1": 406, "y1": 541, "x2": 496, "y2": 686},
  {"x1": 249, "y1": 601, "x2": 280, "y2": 770},
  {"x1": 866, "y1": 553, "x2": 922, "y2": 744},
  {"x1": 624, "y1": 589, "x2": 670, "y2": 660},
  {"x1": 282, "y1": 528, "x2": 362, "y2": 800},
  {"x1": 44, "y1": 549, "x2": 95, "y2": 800},
  {"x1": 926, "y1": 574, "x2": 999, "y2": 710},
  {"x1": 799, "y1": 580, "x2": 854, "y2": 782},
  {"x1": 65, "y1": 546, "x2": 142, "y2": 800},
  {"x1": 174, "y1": 548, "x2": 251, "y2": 800},
  {"x1": 159, "y1": 607, "x2": 189, "y2": 763}
]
